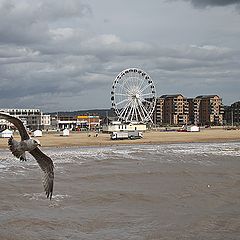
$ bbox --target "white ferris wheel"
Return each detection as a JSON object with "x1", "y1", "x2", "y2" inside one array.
[{"x1": 111, "y1": 68, "x2": 156, "y2": 123}]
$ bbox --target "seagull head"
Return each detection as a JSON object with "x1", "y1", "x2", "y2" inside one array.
[{"x1": 33, "y1": 139, "x2": 41, "y2": 147}]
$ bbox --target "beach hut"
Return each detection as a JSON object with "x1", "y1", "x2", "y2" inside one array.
[
  {"x1": 0, "y1": 129, "x2": 13, "y2": 138},
  {"x1": 61, "y1": 129, "x2": 70, "y2": 137},
  {"x1": 187, "y1": 125, "x2": 200, "y2": 132},
  {"x1": 33, "y1": 129, "x2": 42, "y2": 137}
]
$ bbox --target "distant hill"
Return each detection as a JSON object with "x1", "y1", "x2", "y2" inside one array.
[{"x1": 48, "y1": 108, "x2": 117, "y2": 118}]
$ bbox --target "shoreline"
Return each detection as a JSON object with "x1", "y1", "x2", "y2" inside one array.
[{"x1": 0, "y1": 128, "x2": 239, "y2": 149}]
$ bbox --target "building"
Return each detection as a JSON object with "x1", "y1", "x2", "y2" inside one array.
[
  {"x1": 152, "y1": 97, "x2": 164, "y2": 125},
  {"x1": 33, "y1": 129, "x2": 43, "y2": 137},
  {"x1": 187, "y1": 98, "x2": 195, "y2": 124},
  {"x1": 56, "y1": 115, "x2": 77, "y2": 130},
  {"x1": 193, "y1": 95, "x2": 224, "y2": 126},
  {"x1": 77, "y1": 115, "x2": 100, "y2": 130},
  {"x1": 102, "y1": 121, "x2": 147, "y2": 133},
  {"x1": 153, "y1": 94, "x2": 189, "y2": 126},
  {"x1": 50, "y1": 114, "x2": 101, "y2": 130},
  {"x1": 152, "y1": 94, "x2": 224, "y2": 126},
  {"x1": 0, "y1": 108, "x2": 51, "y2": 130},
  {"x1": 224, "y1": 101, "x2": 240, "y2": 126},
  {"x1": 61, "y1": 129, "x2": 70, "y2": 136},
  {"x1": 0, "y1": 129, "x2": 13, "y2": 138}
]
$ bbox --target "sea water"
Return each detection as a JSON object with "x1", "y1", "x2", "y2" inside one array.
[{"x1": 0, "y1": 142, "x2": 240, "y2": 239}]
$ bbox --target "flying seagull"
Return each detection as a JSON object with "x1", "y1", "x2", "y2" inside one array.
[{"x1": 0, "y1": 112, "x2": 54, "y2": 200}]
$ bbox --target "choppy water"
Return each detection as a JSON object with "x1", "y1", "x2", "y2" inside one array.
[{"x1": 0, "y1": 142, "x2": 240, "y2": 240}]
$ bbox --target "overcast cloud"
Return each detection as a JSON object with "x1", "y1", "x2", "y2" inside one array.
[
  {"x1": 0, "y1": 0, "x2": 239, "y2": 112},
  {"x1": 185, "y1": 0, "x2": 240, "y2": 8}
]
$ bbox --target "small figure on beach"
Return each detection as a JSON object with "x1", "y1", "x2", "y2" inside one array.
[{"x1": 0, "y1": 112, "x2": 54, "y2": 200}]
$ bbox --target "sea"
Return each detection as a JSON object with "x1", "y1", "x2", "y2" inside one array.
[{"x1": 0, "y1": 141, "x2": 240, "y2": 240}]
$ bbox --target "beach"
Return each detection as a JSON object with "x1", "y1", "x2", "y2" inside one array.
[{"x1": 0, "y1": 128, "x2": 239, "y2": 149}]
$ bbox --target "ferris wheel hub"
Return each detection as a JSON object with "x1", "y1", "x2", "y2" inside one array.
[{"x1": 135, "y1": 93, "x2": 140, "y2": 99}]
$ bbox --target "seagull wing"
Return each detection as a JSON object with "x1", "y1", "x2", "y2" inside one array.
[
  {"x1": 29, "y1": 147, "x2": 54, "y2": 200},
  {"x1": 0, "y1": 112, "x2": 30, "y2": 140}
]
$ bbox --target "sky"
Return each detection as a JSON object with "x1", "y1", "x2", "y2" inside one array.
[{"x1": 0, "y1": 0, "x2": 240, "y2": 112}]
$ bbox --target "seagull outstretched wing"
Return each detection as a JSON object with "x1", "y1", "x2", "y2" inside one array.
[
  {"x1": 0, "y1": 112, "x2": 29, "y2": 140},
  {"x1": 30, "y1": 147, "x2": 54, "y2": 199}
]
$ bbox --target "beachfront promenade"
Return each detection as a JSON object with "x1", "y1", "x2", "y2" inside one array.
[{"x1": 0, "y1": 128, "x2": 239, "y2": 149}]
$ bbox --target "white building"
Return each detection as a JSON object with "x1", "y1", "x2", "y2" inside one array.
[
  {"x1": 0, "y1": 108, "x2": 51, "y2": 130},
  {"x1": 180, "y1": 125, "x2": 200, "y2": 132},
  {"x1": 61, "y1": 129, "x2": 70, "y2": 136},
  {"x1": 0, "y1": 129, "x2": 13, "y2": 138},
  {"x1": 102, "y1": 122, "x2": 147, "y2": 133},
  {"x1": 33, "y1": 129, "x2": 43, "y2": 137},
  {"x1": 187, "y1": 125, "x2": 200, "y2": 132}
]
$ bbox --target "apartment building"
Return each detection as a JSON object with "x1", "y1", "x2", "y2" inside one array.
[
  {"x1": 193, "y1": 95, "x2": 224, "y2": 126},
  {"x1": 224, "y1": 101, "x2": 240, "y2": 125},
  {"x1": 153, "y1": 94, "x2": 189, "y2": 126},
  {"x1": 0, "y1": 108, "x2": 51, "y2": 130},
  {"x1": 187, "y1": 98, "x2": 195, "y2": 124},
  {"x1": 153, "y1": 97, "x2": 164, "y2": 125},
  {"x1": 153, "y1": 94, "x2": 224, "y2": 126}
]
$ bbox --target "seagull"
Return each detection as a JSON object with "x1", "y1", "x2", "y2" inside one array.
[{"x1": 0, "y1": 112, "x2": 54, "y2": 200}]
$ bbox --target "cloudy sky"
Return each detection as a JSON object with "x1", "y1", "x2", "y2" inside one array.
[{"x1": 0, "y1": 0, "x2": 240, "y2": 112}]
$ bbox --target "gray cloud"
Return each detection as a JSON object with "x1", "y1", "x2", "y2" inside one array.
[
  {"x1": 0, "y1": 0, "x2": 239, "y2": 111},
  {"x1": 188, "y1": 0, "x2": 240, "y2": 7},
  {"x1": 1, "y1": 40, "x2": 238, "y2": 111},
  {"x1": 0, "y1": 0, "x2": 91, "y2": 44}
]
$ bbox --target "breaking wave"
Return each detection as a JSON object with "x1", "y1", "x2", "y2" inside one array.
[{"x1": 0, "y1": 142, "x2": 239, "y2": 174}]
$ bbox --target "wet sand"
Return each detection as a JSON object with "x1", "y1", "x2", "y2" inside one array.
[{"x1": 0, "y1": 128, "x2": 239, "y2": 149}]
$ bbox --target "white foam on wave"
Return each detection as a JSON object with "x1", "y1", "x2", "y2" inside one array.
[
  {"x1": 110, "y1": 148, "x2": 146, "y2": 160},
  {"x1": 0, "y1": 150, "x2": 38, "y2": 177},
  {"x1": 164, "y1": 142, "x2": 240, "y2": 157},
  {"x1": 1, "y1": 141, "x2": 239, "y2": 172},
  {"x1": 47, "y1": 147, "x2": 113, "y2": 165},
  {"x1": 48, "y1": 142, "x2": 240, "y2": 165},
  {"x1": 22, "y1": 192, "x2": 70, "y2": 202},
  {"x1": 0, "y1": 163, "x2": 6, "y2": 169}
]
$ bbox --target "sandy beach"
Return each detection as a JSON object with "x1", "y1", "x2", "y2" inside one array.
[{"x1": 0, "y1": 128, "x2": 239, "y2": 149}]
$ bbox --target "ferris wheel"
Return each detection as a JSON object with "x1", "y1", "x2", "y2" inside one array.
[{"x1": 111, "y1": 68, "x2": 156, "y2": 123}]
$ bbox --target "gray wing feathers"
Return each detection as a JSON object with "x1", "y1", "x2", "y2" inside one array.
[
  {"x1": 8, "y1": 136, "x2": 25, "y2": 160},
  {"x1": 0, "y1": 112, "x2": 30, "y2": 140},
  {"x1": 29, "y1": 147, "x2": 54, "y2": 200}
]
